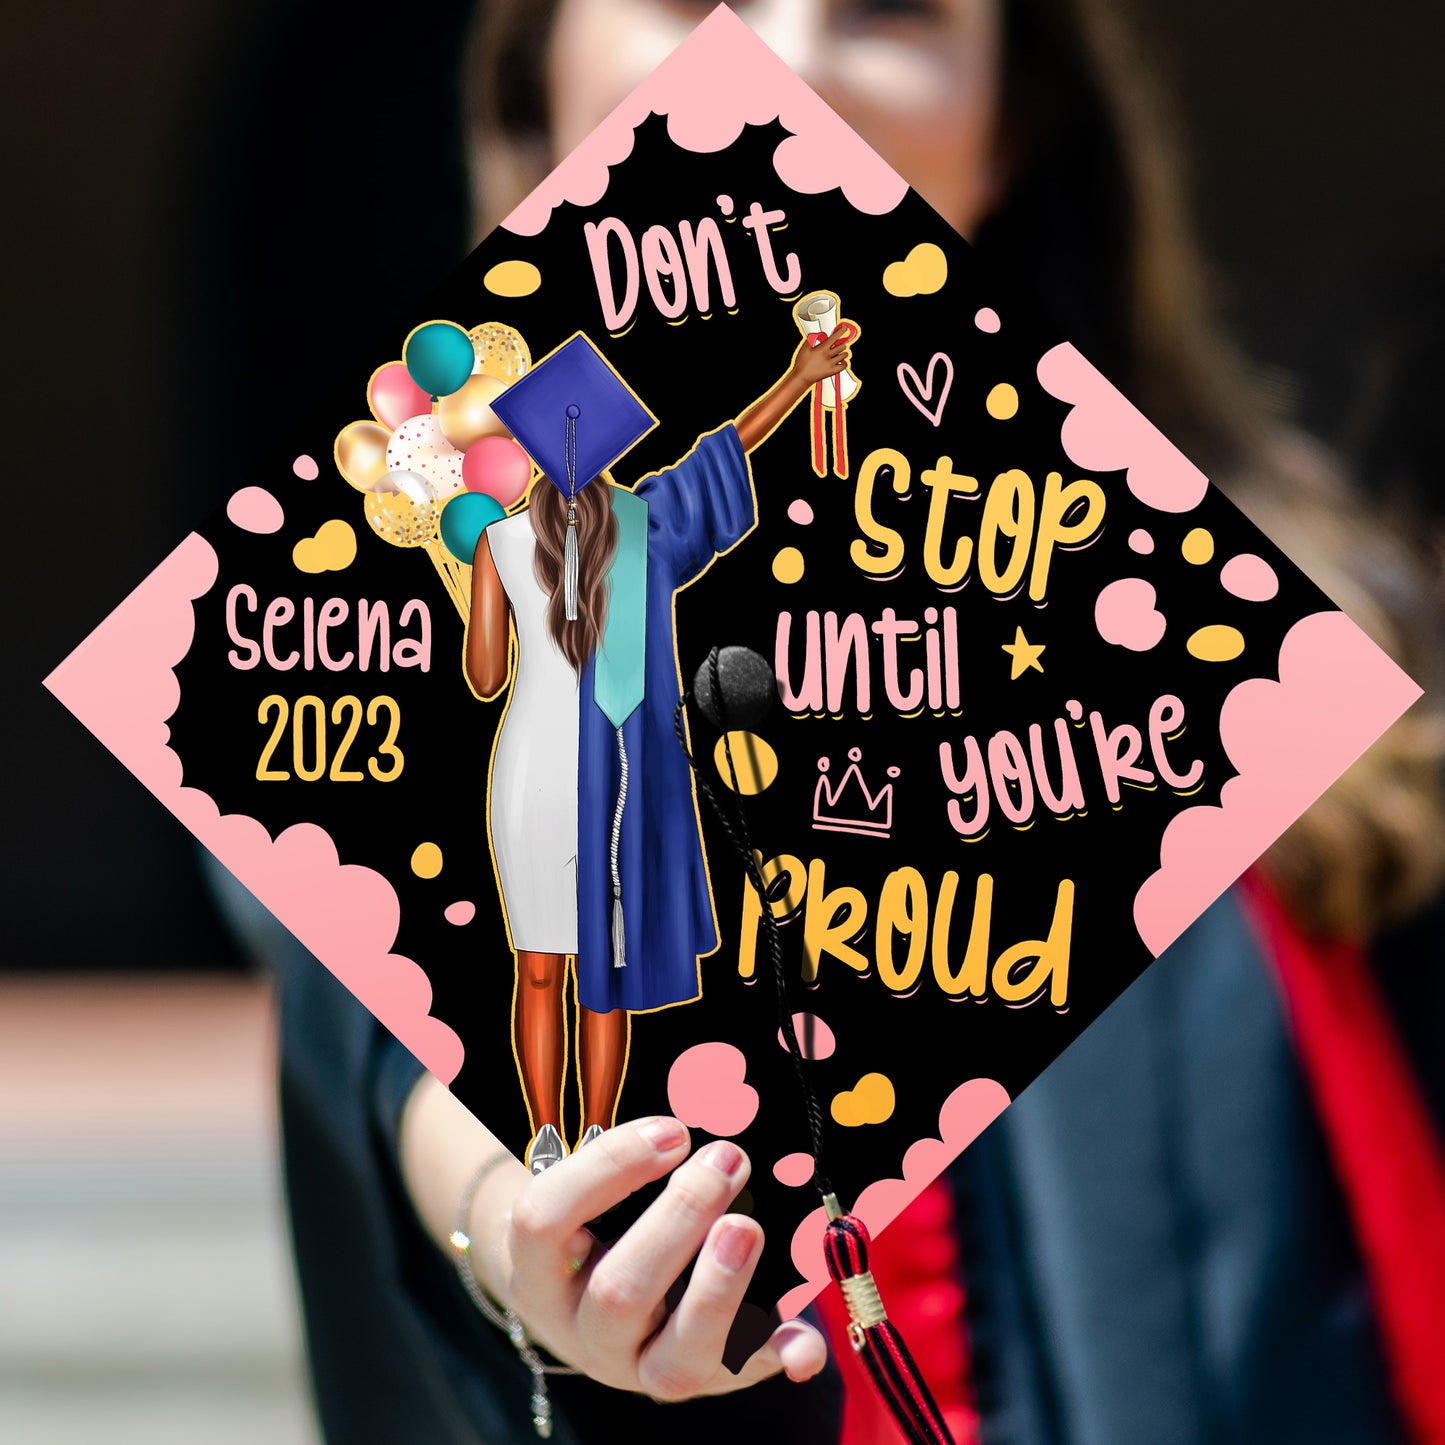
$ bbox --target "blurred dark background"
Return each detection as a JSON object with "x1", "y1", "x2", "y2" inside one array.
[{"x1": 11, "y1": 0, "x2": 1445, "y2": 971}]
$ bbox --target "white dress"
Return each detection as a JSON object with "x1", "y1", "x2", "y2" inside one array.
[{"x1": 486, "y1": 510, "x2": 580, "y2": 952}]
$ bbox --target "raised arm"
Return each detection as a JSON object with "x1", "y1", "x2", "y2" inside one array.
[
  {"x1": 734, "y1": 325, "x2": 852, "y2": 453},
  {"x1": 465, "y1": 532, "x2": 512, "y2": 700}
]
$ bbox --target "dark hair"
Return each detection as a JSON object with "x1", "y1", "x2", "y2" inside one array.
[
  {"x1": 467, "y1": 0, "x2": 1444, "y2": 936},
  {"x1": 529, "y1": 477, "x2": 618, "y2": 675}
]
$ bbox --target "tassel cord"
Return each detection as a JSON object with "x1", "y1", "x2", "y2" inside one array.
[
  {"x1": 609, "y1": 726, "x2": 628, "y2": 967},
  {"x1": 673, "y1": 651, "x2": 834, "y2": 1199},
  {"x1": 563, "y1": 412, "x2": 579, "y2": 621},
  {"x1": 674, "y1": 647, "x2": 958, "y2": 1445}
]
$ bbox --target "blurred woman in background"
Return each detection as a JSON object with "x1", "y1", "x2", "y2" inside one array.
[{"x1": 213, "y1": 2, "x2": 1445, "y2": 1442}]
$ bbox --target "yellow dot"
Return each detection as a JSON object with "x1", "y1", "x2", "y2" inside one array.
[
  {"x1": 985, "y1": 383, "x2": 1018, "y2": 420},
  {"x1": 713, "y1": 732, "x2": 779, "y2": 794},
  {"x1": 1187, "y1": 624, "x2": 1244, "y2": 662},
  {"x1": 831, "y1": 1073, "x2": 896, "y2": 1127},
  {"x1": 1182, "y1": 528, "x2": 1215, "y2": 565},
  {"x1": 772, "y1": 546, "x2": 805, "y2": 584},
  {"x1": 882, "y1": 242, "x2": 948, "y2": 297},
  {"x1": 482, "y1": 260, "x2": 542, "y2": 297},
  {"x1": 411, "y1": 842, "x2": 444, "y2": 878}
]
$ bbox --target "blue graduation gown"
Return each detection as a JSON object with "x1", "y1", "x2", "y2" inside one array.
[{"x1": 575, "y1": 424, "x2": 755, "y2": 1013}]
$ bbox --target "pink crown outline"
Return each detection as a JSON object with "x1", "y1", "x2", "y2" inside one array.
[{"x1": 812, "y1": 748, "x2": 900, "y2": 839}]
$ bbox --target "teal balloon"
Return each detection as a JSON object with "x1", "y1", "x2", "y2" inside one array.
[
  {"x1": 404, "y1": 322, "x2": 475, "y2": 399},
  {"x1": 441, "y1": 492, "x2": 506, "y2": 564}
]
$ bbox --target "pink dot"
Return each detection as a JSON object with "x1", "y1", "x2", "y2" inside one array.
[
  {"x1": 777, "y1": 1012, "x2": 835, "y2": 1060},
  {"x1": 1220, "y1": 553, "x2": 1279, "y2": 601},
  {"x1": 226, "y1": 485, "x2": 284, "y2": 534},
  {"x1": 293, "y1": 454, "x2": 319, "y2": 480},
  {"x1": 668, "y1": 1043, "x2": 759, "y2": 1137},
  {"x1": 787, "y1": 498, "x2": 814, "y2": 525},
  {"x1": 1128, "y1": 528, "x2": 1154, "y2": 554},
  {"x1": 716, "y1": 194, "x2": 734, "y2": 214},
  {"x1": 444, "y1": 900, "x2": 476, "y2": 926},
  {"x1": 1095, "y1": 577, "x2": 1166, "y2": 652},
  {"x1": 773, "y1": 1152, "x2": 815, "y2": 1187},
  {"x1": 974, "y1": 307, "x2": 1001, "y2": 333}
]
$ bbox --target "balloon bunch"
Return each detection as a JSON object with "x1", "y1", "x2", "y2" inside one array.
[{"x1": 334, "y1": 319, "x2": 536, "y2": 621}]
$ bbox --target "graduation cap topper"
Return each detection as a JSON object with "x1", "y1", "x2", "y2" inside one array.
[
  {"x1": 45, "y1": 3, "x2": 1423, "y2": 1379},
  {"x1": 489, "y1": 332, "x2": 657, "y2": 498},
  {"x1": 489, "y1": 333, "x2": 656, "y2": 621}
]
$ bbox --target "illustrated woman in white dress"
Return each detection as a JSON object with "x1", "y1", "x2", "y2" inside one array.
[{"x1": 466, "y1": 324, "x2": 853, "y2": 1173}]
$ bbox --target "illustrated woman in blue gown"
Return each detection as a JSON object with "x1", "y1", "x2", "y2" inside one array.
[{"x1": 465, "y1": 325, "x2": 854, "y2": 1171}]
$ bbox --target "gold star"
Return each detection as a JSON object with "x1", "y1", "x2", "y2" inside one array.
[{"x1": 1001, "y1": 626, "x2": 1045, "y2": 679}]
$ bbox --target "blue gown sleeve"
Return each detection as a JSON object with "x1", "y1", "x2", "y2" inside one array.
[{"x1": 635, "y1": 424, "x2": 755, "y2": 586}]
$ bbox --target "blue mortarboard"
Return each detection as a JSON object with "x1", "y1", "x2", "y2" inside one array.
[{"x1": 490, "y1": 333, "x2": 656, "y2": 497}]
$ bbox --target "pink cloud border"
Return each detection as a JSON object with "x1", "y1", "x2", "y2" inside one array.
[
  {"x1": 44, "y1": 533, "x2": 464, "y2": 1083},
  {"x1": 1134, "y1": 609, "x2": 1421, "y2": 957},
  {"x1": 776, "y1": 1077, "x2": 1010, "y2": 1319},
  {"x1": 502, "y1": 7, "x2": 907, "y2": 236},
  {"x1": 1037, "y1": 342, "x2": 1209, "y2": 513}
]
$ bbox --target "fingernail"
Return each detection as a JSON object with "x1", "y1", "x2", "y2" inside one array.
[
  {"x1": 774, "y1": 1322, "x2": 822, "y2": 1381},
  {"x1": 639, "y1": 1117, "x2": 687, "y2": 1151},
  {"x1": 714, "y1": 1221, "x2": 756, "y2": 1271},
  {"x1": 700, "y1": 1140, "x2": 743, "y2": 1175}
]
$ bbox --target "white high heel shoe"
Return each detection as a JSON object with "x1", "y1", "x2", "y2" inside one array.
[{"x1": 526, "y1": 1123, "x2": 567, "y2": 1174}]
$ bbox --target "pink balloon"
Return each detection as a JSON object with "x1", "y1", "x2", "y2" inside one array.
[
  {"x1": 463, "y1": 436, "x2": 532, "y2": 507},
  {"x1": 368, "y1": 362, "x2": 432, "y2": 432}
]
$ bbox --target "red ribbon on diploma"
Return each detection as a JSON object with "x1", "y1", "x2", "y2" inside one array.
[{"x1": 808, "y1": 320, "x2": 860, "y2": 480}]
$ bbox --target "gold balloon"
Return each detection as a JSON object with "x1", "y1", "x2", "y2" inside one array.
[
  {"x1": 335, "y1": 421, "x2": 391, "y2": 493},
  {"x1": 468, "y1": 321, "x2": 531, "y2": 382},
  {"x1": 438, "y1": 372, "x2": 512, "y2": 451},
  {"x1": 364, "y1": 487, "x2": 440, "y2": 548}
]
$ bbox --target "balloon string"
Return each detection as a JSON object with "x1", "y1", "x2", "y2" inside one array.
[{"x1": 673, "y1": 650, "x2": 834, "y2": 1201}]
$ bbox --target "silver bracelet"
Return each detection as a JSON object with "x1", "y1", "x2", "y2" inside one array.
[{"x1": 449, "y1": 1152, "x2": 578, "y2": 1439}]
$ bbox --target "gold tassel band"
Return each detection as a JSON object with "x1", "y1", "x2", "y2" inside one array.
[{"x1": 839, "y1": 1268, "x2": 888, "y2": 1349}]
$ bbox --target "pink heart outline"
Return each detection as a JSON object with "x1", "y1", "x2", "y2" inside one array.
[{"x1": 897, "y1": 353, "x2": 955, "y2": 427}]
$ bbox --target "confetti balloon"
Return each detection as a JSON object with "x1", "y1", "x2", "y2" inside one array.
[
  {"x1": 438, "y1": 372, "x2": 512, "y2": 451},
  {"x1": 373, "y1": 469, "x2": 436, "y2": 508},
  {"x1": 469, "y1": 321, "x2": 532, "y2": 382},
  {"x1": 364, "y1": 486, "x2": 440, "y2": 548},
  {"x1": 403, "y1": 320, "x2": 475, "y2": 400},
  {"x1": 335, "y1": 421, "x2": 391, "y2": 493},
  {"x1": 462, "y1": 435, "x2": 532, "y2": 507},
  {"x1": 440, "y1": 491, "x2": 506, "y2": 564},
  {"x1": 367, "y1": 362, "x2": 432, "y2": 431},
  {"x1": 386, "y1": 414, "x2": 467, "y2": 499}
]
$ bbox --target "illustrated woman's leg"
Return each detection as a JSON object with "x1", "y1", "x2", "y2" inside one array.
[
  {"x1": 578, "y1": 1006, "x2": 630, "y2": 1135},
  {"x1": 514, "y1": 951, "x2": 567, "y2": 1132}
]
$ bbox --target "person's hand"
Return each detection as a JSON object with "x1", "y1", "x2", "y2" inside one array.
[
  {"x1": 470, "y1": 1116, "x2": 829, "y2": 1401},
  {"x1": 791, "y1": 325, "x2": 852, "y2": 386}
]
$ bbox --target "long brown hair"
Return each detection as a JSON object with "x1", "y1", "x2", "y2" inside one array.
[
  {"x1": 467, "y1": 0, "x2": 1444, "y2": 937},
  {"x1": 529, "y1": 476, "x2": 618, "y2": 675}
]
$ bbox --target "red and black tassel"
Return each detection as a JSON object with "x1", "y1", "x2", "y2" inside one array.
[
  {"x1": 822, "y1": 1201, "x2": 957, "y2": 1445},
  {"x1": 677, "y1": 651, "x2": 957, "y2": 1445}
]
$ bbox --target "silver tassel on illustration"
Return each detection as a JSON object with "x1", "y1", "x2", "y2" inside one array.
[
  {"x1": 609, "y1": 727, "x2": 629, "y2": 967},
  {"x1": 563, "y1": 407, "x2": 579, "y2": 621},
  {"x1": 563, "y1": 502, "x2": 579, "y2": 620}
]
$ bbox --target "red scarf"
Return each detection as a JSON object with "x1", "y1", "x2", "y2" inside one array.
[
  {"x1": 818, "y1": 876, "x2": 1445, "y2": 1444},
  {"x1": 1238, "y1": 871, "x2": 1445, "y2": 1444}
]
